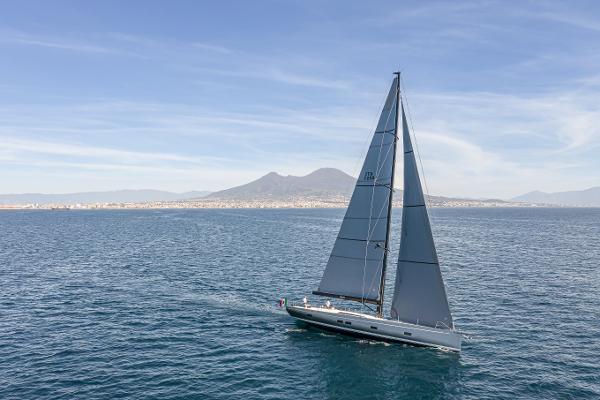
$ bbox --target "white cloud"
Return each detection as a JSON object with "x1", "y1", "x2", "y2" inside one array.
[
  {"x1": 0, "y1": 30, "x2": 140, "y2": 57},
  {"x1": 2, "y1": 9, "x2": 600, "y2": 197},
  {"x1": 398, "y1": 87, "x2": 600, "y2": 197},
  {"x1": 0, "y1": 136, "x2": 227, "y2": 165},
  {"x1": 192, "y1": 42, "x2": 233, "y2": 54},
  {"x1": 2, "y1": 82, "x2": 600, "y2": 198},
  {"x1": 534, "y1": 8, "x2": 600, "y2": 32}
]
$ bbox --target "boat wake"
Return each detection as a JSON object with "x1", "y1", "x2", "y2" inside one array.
[
  {"x1": 355, "y1": 339, "x2": 391, "y2": 346},
  {"x1": 284, "y1": 328, "x2": 307, "y2": 333},
  {"x1": 318, "y1": 332, "x2": 338, "y2": 338},
  {"x1": 183, "y1": 292, "x2": 284, "y2": 315}
]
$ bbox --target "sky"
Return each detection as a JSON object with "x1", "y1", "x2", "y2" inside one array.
[{"x1": 1, "y1": 0, "x2": 600, "y2": 198}]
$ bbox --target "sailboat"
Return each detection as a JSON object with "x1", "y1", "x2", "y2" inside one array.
[{"x1": 285, "y1": 73, "x2": 461, "y2": 352}]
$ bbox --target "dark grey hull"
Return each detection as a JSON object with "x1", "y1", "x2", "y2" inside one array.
[{"x1": 286, "y1": 304, "x2": 461, "y2": 352}]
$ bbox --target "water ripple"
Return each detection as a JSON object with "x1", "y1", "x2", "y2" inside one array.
[{"x1": 1, "y1": 208, "x2": 599, "y2": 399}]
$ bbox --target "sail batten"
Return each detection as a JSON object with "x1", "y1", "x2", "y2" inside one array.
[
  {"x1": 315, "y1": 77, "x2": 399, "y2": 303},
  {"x1": 390, "y1": 105, "x2": 454, "y2": 329}
]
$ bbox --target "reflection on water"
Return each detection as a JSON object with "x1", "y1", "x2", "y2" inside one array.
[{"x1": 288, "y1": 321, "x2": 461, "y2": 399}]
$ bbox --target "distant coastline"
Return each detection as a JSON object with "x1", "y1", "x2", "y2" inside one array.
[
  {"x1": 2, "y1": 168, "x2": 598, "y2": 209},
  {"x1": 0, "y1": 198, "x2": 552, "y2": 210}
]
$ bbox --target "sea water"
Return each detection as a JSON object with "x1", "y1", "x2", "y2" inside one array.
[{"x1": 1, "y1": 208, "x2": 599, "y2": 399}]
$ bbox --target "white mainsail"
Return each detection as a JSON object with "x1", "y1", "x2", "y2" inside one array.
[
  {"x1": 390, "y1": 106, "x2": 454, "y2": 329},
  {"x1": 314, "y1": 77, "x2": 398, "y2": 303}
]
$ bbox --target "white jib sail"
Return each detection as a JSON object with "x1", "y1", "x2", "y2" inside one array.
[
  {"x1": 315, "y1": 77, "x2": 398, "y2": 302},
  {"x1": 390, "y1": 105, "x2": 454, "y2": 328}
]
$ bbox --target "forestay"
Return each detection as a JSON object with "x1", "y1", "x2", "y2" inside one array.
[
  {"x1": 314, "y1": 77, "x2": 398, "y2": 302},
  {"x1": 390, "y1": 106, "x2": 454, "y2": 328}
]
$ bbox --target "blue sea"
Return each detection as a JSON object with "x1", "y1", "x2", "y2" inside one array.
[{"x1": 1, "y1": 208, "x2": 599, "y2": 399}]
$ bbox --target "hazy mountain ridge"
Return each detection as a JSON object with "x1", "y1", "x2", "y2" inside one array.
[
  {"x1": 204, "y1": 168, "x2": 514, "y2": 206},
  {"x1": 512, "y1": 187, "x2": 600, "y2": 207},
  {"x1": 205, "y1": 168, "x2": 356, "y2": 200},
  {"x1": 8, "y1": 168, "x2": 596, "y2": 208},
  {"x1": 0, "y1": 189, "x2": 211, "y2": 205},
  {"x1": 0, "y1": 168, "x2": 517, "y2": 207}
]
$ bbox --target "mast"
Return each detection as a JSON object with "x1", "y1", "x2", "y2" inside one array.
[{"x1": 376, "y1": 71, "x2": 400, "y2": 317}]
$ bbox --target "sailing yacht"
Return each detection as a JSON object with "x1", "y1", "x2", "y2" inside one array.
[{"x1": 285, "y1": 73, "x2": 461, "y2": 352}]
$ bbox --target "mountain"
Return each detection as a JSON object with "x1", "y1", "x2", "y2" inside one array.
[
  {"x1": 206, "y1": 168, "x2": 356, "y2": 200},
  {"x1": 512, "y1": 187, "x2": 600, "y2": 206},
  {"x1": 0, "y1": 189, "x2": 211, "y2": 205},
  {"x1": 204, "y1": 168, "x2": 514, "y2": 206},
  {"x1": 1, "y1": 168, "x2": 533, "y2": 208}
]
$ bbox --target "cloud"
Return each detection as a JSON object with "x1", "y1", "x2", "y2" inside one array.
[
  {"x1": 9, "y1": 37, "x2": 113, "y2": 53},
  {"x1": 3, "y1": 6, "x2": 600, "y2": 197},
  {"x1": 266, "y1": 69, "x2": 350, "y2": 90},
  {"x1": 0, "y1": 99, "x2": 372, "y2": 145},
  {"x1": 399, "y1": 86, "x2": 600, "y2": 197},
  {"x1": 192, "y1": 42, "x2": 233, "y2": 54},
  {"x1": 189, "y1": 65, "x2": 351, "y2": 90},
  {"x1": 0, "y1": 136, "x2": 228, "y2": 165},
  {"x1": 408, "y1": 89, "x2": 600, "y2": 153},
  {"x1": 0, "y1": 136, "x2": 266, "y2": 192},
  {"x1": 0, "y1": 99, "x2": 370, "y2": 192},
  {"x1": 0, "y1": 30, "x2": 140, "y2": 56},
  {"x1": 2, "y1": 78, "x2": 600, "y2": 198},
  {"x1": 534, "y1": 8, "x2": 600, "y2": 32}
]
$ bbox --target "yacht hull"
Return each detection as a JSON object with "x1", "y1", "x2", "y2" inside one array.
[{"x1": 286, "y1": 304, "x2": 461, "y2": 352}]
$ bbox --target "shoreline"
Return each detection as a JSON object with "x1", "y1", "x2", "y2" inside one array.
[{"x1": 0, "y1": 204, "x2": 592, "y2": 211}]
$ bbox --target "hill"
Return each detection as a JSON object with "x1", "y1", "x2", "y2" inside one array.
[
  {"x1": 206, "y1": 168, "x2": 356, "y2": 200},
  {"x1": 0, "y1": 189, "x2": 210, "y2": 205},
  {"x1": 512, "y1": 187, "x2": 600, "y2": 207},
  {"x1": 203, "y1": 168, "x2": 515, "y2": 207}
]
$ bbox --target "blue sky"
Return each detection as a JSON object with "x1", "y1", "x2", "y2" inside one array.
[{"x1": 1, "y1": 0, "x2": 600, "y2": 198}]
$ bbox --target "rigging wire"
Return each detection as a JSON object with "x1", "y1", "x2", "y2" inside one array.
[
  {"x1": 400, "y1": 75, "x2": 433, "y2": 213},
  {"x1": 361, "y1": 84, "x2": 397, "y2": 311},
  {"x1": 349, "y1": 87, "x2": 390, "y2": 191},
  {"x1": 333, "y1": 82, "x2": 391, "y2": 313},
  {"x1": 361, "y1": 103, "x2": 389, "y2": 304}
]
